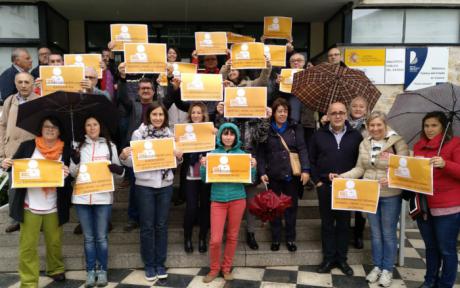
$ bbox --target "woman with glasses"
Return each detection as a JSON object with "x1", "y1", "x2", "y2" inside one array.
[{"x1": 331, "y1": 111, "x2": 409, "y2": 287}]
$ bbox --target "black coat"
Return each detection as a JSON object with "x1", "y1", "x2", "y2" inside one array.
[
  {"x1": 309, "y1": 122, "x2": 362, "y2": 184},
  {"x1": 0, "y1": 65, "x2": 20, "y2": 100},
  {"x1": 257, "y1": 121, "x2": 310, "y2": 181},
  {"x1": 9, "y1": 140, "x2": 73, "y2": 226}
]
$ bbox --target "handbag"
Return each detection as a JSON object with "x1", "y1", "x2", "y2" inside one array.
[
  {"x1": 277, "y1": 133, "x2": 301, "y2": 176},
  {"x1": 408, "y1": 192, "x2": 429, "y2": 220}
]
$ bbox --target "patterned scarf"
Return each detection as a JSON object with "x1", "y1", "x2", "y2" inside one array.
[
  {"x1": 348, "y1": 117, "x2": 365, "y2": 131},
  {"x1": 140, "y1": 124, "x2": 172, "y2": 179}
]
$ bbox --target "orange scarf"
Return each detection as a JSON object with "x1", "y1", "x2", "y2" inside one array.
[{"x1": 35, "y1": 137, "x2": 64, "y2": 160}]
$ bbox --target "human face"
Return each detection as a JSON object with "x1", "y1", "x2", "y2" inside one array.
[
  {"x1": 274, "y1": 105, "x2": 288, "y2": 126},
  {"x1": 424, "y1": 117, "x2": 443, "y2": 140},
  {"x1": 350, "y1": 98, "x2": 367, "y2": 119},
  {"x1": 204, "y1": 56, "x2": 217, "y2": 69},
  {"x1": 85, "y1": 117, "x2": 100, "y2": 140},
  {"x1": 328, "y1": 48, "x2": 342, "y2": 65},
  {"x1": 221, "y1": 131, "x2": 236, "y2": 148},
  {"x1": 289, "y1": 54, "x2": 305, "y2": 69},
  {"x1": 15, "y1": 51, "x2": 33, "y2": 71},
  {"x1": 327, "y1": 103, "x2": 347, "y2": 130},
  {"x1": 38, "y1": 48, "x2": 50, "y2": 65},
  {"x1": 41, "y1": 120, "x2": 60, "y2": 142},
  {"x1": 368, "y1": 118, "x2": 386, "y2": 140},
  {"x1": 167, "y1": 48, "x2": 177, "y2": 62},
  {"x1": 102, "y1": 51, "x2": 111, "y2": 65},
  {"x1": 150, "y1": 107, "x2": 165, "y2": 128},
  {"x1": 15, "y1": 73, "x2": 34, "y2": 97},
  {"x1": 49, "y1": 54, "x2": 63, "y2": 66},
  {"x1": 228, "y1": 69, "x2": 239, "y2": 81},
  {"x1": 138, "y1": 82, "x2": 154, "y2": 103},
  {"x1": 190, "y1": 106, "x2": 204, "y2": 123},
  {"x1": 85, "y1": 69, "x2": 98, "y2": 88}
]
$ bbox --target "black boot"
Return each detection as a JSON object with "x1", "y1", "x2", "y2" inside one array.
[
  {"x1": 198, "y1": 237, "x2": 207, "y2": 253},
  {"x1": 184, "y1": 235, "x2": 193, "y2": 253},
  {"x1": 246, "y1": 232, "x2": 259, "y2": 250}
]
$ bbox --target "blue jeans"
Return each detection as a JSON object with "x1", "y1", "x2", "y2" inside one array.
[
  {"x1": 367, "y1": 195, "x2": 401, "y2": 272},
  {"x1": 417, "y1": 212, "x2": 460, "y2": 288},
  {"x1": 75, "y1": 204, "x2": 112, "y2": 271},
  {"x1": 127, "y1": 167, "x2": 139, "y2": 223},
  {"x1": 136, "y1": 185, "x2": 173, "y2": 269},
  {"x1": 288, "y1": 95, "x2": 302, "y2": 123}
]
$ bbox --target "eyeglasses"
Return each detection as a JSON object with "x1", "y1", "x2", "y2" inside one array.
[
  {"x1": 329, "y1": 53, "x2": 341, "y2": 57},
  {"x1": 328, "y1": 111, "x2": 347, "y2": 117},
  {"x1": 43, "y1": 125, "x2": 58, "y2": 130},
  {"x1": 290, "y1": 59, "x2": 304, "y2": 63},
  {"x1": 85, "y1": 76, "x2": 97, "y2": 80},
  {"x1": 204, "y1": 58, "x2": 217, "y2": 62},
  {"x1": 139, "y1": 87, "x2": 153, "y2": 90}
]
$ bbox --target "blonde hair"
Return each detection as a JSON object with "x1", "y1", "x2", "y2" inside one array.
[
  {"x1": 349, "y1": 96, "x2": 370, "y2": 117},
  {"x1": 366, "y1": 111, "x2": 388, "y2": 127}
]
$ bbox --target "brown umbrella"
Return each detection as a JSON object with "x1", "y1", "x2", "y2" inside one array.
[{"x1": 291, "y1": 62, "x2": 381, "y2": 113}]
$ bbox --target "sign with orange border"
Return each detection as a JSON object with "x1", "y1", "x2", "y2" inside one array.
[
  {"x1": 64, "y1": 54, "x2": 103, "y2": 79},
  {"x1": 231, "y1": 42, "x2": 266, "y2": 69},
  {"x1": 263, "y1": 16, "x2": 293, "y2": 39},
  {"x1": 279, "y1": 68, "x2": 303, "y2": 93},
  {"x1": 174, "y1": 122, "x2": 216, "y2": 153},
  {"x1": 388, "y1": 155, "x2": 433, "y2": 195},
  {"x1": 195, "y1": 32, "x2": 228, "y2": 55},
  {"x1": 224, "y1": 87, "x2": 267, "y2": 118},
  {"x1": 110, "y1": 24, "x2": 148, "y2": 51},
  {"x1": 332, "y1": 178, "x2": 380, "y2": 214},
  {"x1": 180, "y1": 73, "x2": 223, "y2": 101},
  {"x1": 130, "y1": 138, "x2": 177, "y2": 173},
  {"x1": 205, "y1": 153, "x2": 251, "y2": 183},
  {"x1": 39, "y1": 66, "x2": 85, "y2": 96},
  {"x1": 124, "y1": 43, "x2": 167, "y2": 74},
  {"x1": 12, "y1": 159, "x2": 64, "y2": 188},
  {"x1": 73, "y1": 161, "x2": 114, "y2": 196}
]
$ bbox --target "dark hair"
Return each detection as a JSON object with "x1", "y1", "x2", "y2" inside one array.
[
  {"x1": 271, "y1": 97, "x2": 290, "y2": 119},
  {"x1": 421, "y1": 111, "x2": 452, "y2": 141},
  {"x1": 38, "y1": 115, "x2": 64, "y2": 140},
  {"x1": 144, "y1": 102, "x2": 169, "y2": 128},
  {"x1": 49, "y1": 50, "x2": 63, "y2": 57},
  {"x1": 101, "y1": 48, "x2": 111, "y2": 53},
  {"x1": 78, "y1": 115, "x2": 113, "y2": 152},
  {"x1": 221, "y1": 127, "x2": 237, "y2": 147},
  {"x1": 167, "y1": 47, "x2": 181, "y2": 62},
  {"x1": 37, "y1": 45, "x2": 50, "y2": 51},
  {"x1": 187, "y1": 102, "x2": 209, "y2": 123},
  {"x1": 228, "y1": 69, "x2": 247, "y2": 85}
]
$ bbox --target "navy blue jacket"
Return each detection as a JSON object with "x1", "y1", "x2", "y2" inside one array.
[
  {"x1": 0, "y1": 65, "x2": 20, "y2": 100},
  {"x1": 309, "y1": 122, "x2": 362, "y2": 184}
]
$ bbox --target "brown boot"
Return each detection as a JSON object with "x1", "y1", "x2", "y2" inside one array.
[
  {"x1": 202, "y1": 272, "x2": 219, "y2": 283},
  {"x1": 5, "y1": 223, "x2": 20, "y2": 233},
  {"x1": 222, "y1": 271, "x2": 234, "y2": 281}
]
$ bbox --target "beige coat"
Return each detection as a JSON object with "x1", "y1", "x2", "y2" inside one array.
[
  {"x1": 0, "y1": 93, "x2": 38, "y2": 160},
  {"x1": 340, "y1": 133, "x2": 409, "y2": 197}
]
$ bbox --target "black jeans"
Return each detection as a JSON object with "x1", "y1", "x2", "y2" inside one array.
[
  {"x1": 183, "y1": 179, "x2": 210, "y2": 239},
  {"x1": 269, "y1": 178, "x2": 299, "y2": 242},
  {"x1": 317, "y1": 183, "x2": 351, "y2": 263}
]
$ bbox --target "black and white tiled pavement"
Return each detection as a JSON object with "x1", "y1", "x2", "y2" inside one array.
[{"x1": 1, "y1": 229, "x2": 459, "y2": 288}]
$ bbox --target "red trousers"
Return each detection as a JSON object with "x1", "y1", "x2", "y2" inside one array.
[{"x1": 209, "y1": 199, "x2": 246, "y2": 274}]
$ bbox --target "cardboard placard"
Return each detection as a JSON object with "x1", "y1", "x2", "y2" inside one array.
[
  {"x1": 388, "y1": 155, "x2": 433, "y2": 195},
  {"x1": 231, "y1": 42, "x2": 266, "y2": 69},
  {"x1": 332, "y1": 178, "x2": 380, "y2": 214},
  {"x1": 130, "y1": 138, "x2": 177, "y2": 173},
  {"x1": 174, "y1": 122, "x2": 216, "y2": 153},
  {"x1": 180, "y1": 73, "x2": 223, "y2": 101},
  {"x1": 110, "y1": 24, "x2": 148, "y2": 51},
  {"x1": 124, "y1": 43, "x2": 167, "y2": 74},
  {"x1": 12, "y1": 159, "x2": 64, "y2": 188},
  {"x1": 73, "y1": 161, "x2": 114, "y2": 195},
  {"x1": 205, "y1": 153, "x2": 252, "y2": 183},
  {"x1": 224, "y1": 87, "x2": 267, "y2": 118},
  {"x1": 39, "y1": 66, "x2": 85, "y2": 96},
  {"x1": 64, "y1": 54, "x2": 103, "y2": 79}
]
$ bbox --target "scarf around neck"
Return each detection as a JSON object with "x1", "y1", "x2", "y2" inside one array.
[{"x1": 35, "y1": 137, "x2": 64, "y2": 160}]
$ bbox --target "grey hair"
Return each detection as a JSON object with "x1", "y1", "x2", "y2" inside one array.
[
  {"x1": 366, "y1": 111, "x2": 388, "y2": 127},
  {"x1": 11, "y1": 48, "x2": 29, "y2": 62}
]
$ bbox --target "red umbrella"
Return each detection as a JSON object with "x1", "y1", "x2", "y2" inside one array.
[{"x1": 248, "y1": 185, "x2": 292, "y2": 222}]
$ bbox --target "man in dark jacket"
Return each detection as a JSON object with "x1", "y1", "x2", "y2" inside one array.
[
  {"x1": 309, "y1": 102, "x2": 362, "y2": 276},
  {"x1": 0, "y1": 48, "x2": 33, "y2": 101}
]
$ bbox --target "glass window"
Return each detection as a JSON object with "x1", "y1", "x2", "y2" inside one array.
[
  {"x1": 0, "y1": 47, "x2": 38, "y2": 74},
  {"x1": 327, "y1": 13, "x2": 343, "y2": 48},
  {"x1": 351, "y1": 9, "x2": 404, "y2": 43},
  {"x1": 0, "y1": 5, "x2": 39, "y2": 39},
  {"x1": 46, "y1": 7, "x2": 69, "y2": 51},
  {"x1": 87, "y1": 23, "x2": 111, "y2": 51},
  {"x1": 405, "y1": 9, "x2": 460, "y2": 43}
]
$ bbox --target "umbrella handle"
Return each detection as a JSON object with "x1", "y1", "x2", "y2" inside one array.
[{"x1": 263, "y1": 182, "x2": 268, "y2": 191}]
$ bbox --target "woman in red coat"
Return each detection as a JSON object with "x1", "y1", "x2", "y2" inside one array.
[{"x1": 413, "y1": 111, "x2": 460, "y2": 288}]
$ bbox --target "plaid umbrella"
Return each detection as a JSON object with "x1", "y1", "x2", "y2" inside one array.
[{"x1": 291, "y1": 62, "x2": 381, "y2": 113}]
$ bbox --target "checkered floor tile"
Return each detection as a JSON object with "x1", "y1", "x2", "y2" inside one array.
[{"x1": 1, "y1": 229, "x2": 459, "y2": 288}]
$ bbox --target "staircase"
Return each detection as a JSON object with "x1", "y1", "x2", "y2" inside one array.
[{"x1": 0, "y1": 185, "x2": 372, "y2": 272}]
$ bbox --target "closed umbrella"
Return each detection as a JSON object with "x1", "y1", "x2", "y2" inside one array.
[{"x1": 248, "y1": 184, "x2": 292, "y2": 222}]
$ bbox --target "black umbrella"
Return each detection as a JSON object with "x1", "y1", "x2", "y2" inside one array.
[
  {"x1": 17, "y1": 91, "x2": 119, "y2": 144},
  {"x1": 387, "y1": 83, "x2": 460, "y2": 150}
]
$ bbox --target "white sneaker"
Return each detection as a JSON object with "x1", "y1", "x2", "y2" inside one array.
[
  {"x1": 366, "y1": 266, "x2": 381, "y2": 283},
  {"x1": 378, "y1": 269, "x2": 393, "y2": 287}
]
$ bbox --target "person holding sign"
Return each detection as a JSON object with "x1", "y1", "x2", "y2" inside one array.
[
  {"x1": 412, "y1": 111, "x2": 460, "y2": 288},
  {"x1": 119, "y1": 102, "x2": 183, "y2": 282},
  {"x1": 331, "y1": 111, "x2": 409, "y2": 287},
  {"x1": 257, "y1": 98, "x2": 310, "y2": 253},
  {"x1": 3, "y1": 116, "x2": 72, "y2": 287},
  {"x1": 220, "y1": 56, "x2": 272, "y2": 88},
  {"x1": 69, "y1": 116, "x2": 124, "y2": 288},
  {"x1": 180, "y1": 102, "x2": 212, "y2": 254},
  {"x1": 199, "y1": 123, "x2": 256, "y2": 283}
]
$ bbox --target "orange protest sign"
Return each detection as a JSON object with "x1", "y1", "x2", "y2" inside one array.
[
  {"x1": 124, "y1": 43, "x2": 167, "y2": 74},
  {"x1": 205, "y1": 153, "x2": 252, "y2": 183},
  {"x1": 73, "y1": 161, "x2": 114, "y2": 196},
  {"x1": 110, "y1": 24, "x2": 148, "y2": 51},
  {"x1": 263, "y1": 16, "x2": 293, "y2": 39},
  {"x1": 39, "y1": 66, "x2": 85, "y2": 96},
  {"x1": 227, "y1": 32, "x2": 256, "y2": 44},
  {"x1": 279, "y1": 69, "x2": 303, "y2": 93},
  {"x1": 180, "y1": 73, "x2": 223, "y2": 101},
  {"x1": 388, "y1": 155, "x2": 433, "y2": 195},
  {"x1": 169, "y1": 62, "x2": 197, "y2": 78},
  {"x1": 264, "y1": 45, "x2": 287, "y2": 67},
  {"x1": 231, "y1": 42, "x2": 266, "y2": 69},
  {"x1": 130, "y1": 138, "x2": 177, "y2": 173},
  {"x1": 332, "y1": 178, "x2": 380, "y2": 214},
  {"x1": 195, "y1": 32, "x2": 228, "y2": 55},
  {"x1": 64, "y1": 54, "x2": 102, "y2": 79},
  {"x1": 224, "y1": 87, "x2": 267, "y2": 118},
  {"x1": 12, "y1": 159, "x2": 63, "y2": 188},
  {"x1": 174, "y1": 122, "x2": 216, "y2": 153}
]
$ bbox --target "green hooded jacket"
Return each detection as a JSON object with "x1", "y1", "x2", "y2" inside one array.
[{"x1": 200, "y1": 122, "x2": 256, "y2": 202}]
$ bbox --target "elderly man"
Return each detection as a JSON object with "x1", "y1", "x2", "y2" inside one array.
[
  {"x1": 81, "y1": 67, "x2": 111, "y2": 101},
  {"x1": 31, "y1": 46, "x2": 51, "y2": 79},
  {"x1": 0, "y1": 72, "x2": 39, "y2": 233},
  {"x1": 0, "y1": 48, "x2": 33, "y2": 100}
]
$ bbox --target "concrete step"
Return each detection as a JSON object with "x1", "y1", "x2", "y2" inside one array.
[{"x1": 0, "y1": 240, "x2": 372, "y2": 272}]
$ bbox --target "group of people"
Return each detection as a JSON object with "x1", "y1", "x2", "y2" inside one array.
[{"x1": 0, "y1": 40, "x2": 459, "y2": 288}]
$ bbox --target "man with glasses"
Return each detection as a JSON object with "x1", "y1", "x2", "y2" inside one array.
[
  {"x1": 81, "y1": 67, "x2": 111, "y2": 100},
  {"x1": 309, "y1": 102, "x2": 363, "y2": 276},
  {"x1": 327, "y1": 47, "x2": 347, "y2": 67},
  {"x1": 31, "y1": 46, "x2": 51, "y2": 79}
]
